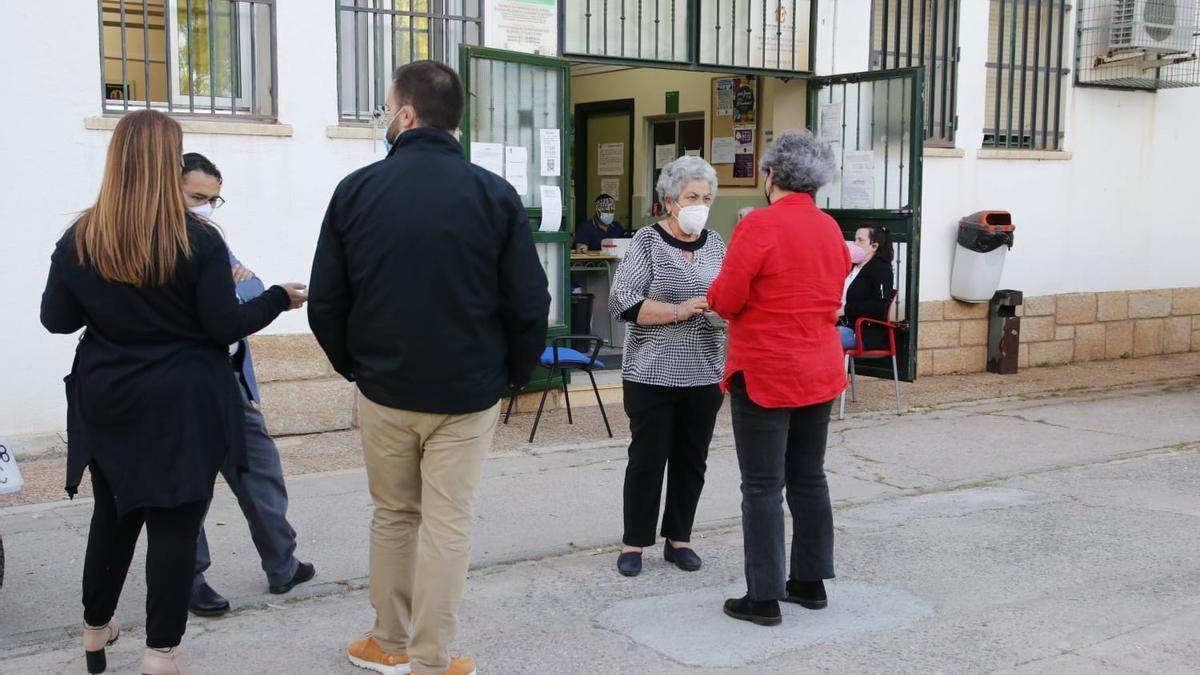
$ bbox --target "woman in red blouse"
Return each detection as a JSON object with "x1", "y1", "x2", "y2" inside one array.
[{"x1": 708, "y1": 129, "x2": 849, "y2": 626}]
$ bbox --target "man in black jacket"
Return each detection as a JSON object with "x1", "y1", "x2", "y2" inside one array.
[{"x1": 309, "y1": 61, "x2": 549, "y2": 675}]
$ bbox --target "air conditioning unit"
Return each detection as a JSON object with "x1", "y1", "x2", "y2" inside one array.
[{"x1": 1109, "y1": 0, "x2": 1200, "y2": 54}]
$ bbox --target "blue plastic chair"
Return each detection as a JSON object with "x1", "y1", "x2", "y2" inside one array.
[{"x1": 514, "y1": 335, "x2": 612, "y2": 442}]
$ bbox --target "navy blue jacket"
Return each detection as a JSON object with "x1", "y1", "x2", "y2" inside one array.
[{"x1": 308, "y1": 127, "x2": 550, "y2": 414}]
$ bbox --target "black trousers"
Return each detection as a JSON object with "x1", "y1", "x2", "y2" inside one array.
[
  {"x1": 622, "y1": 380, "x2": 724, "y2": 548},
  {"x1": 729, "y1": 374, "x2": 835, "y2": 601},
  {"x1": 82, "y1": 465, "x2": 208, "y2": 648}
]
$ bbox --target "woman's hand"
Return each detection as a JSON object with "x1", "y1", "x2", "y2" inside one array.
[
  {"x1": 677, "y1": 297, "x2": 708, "y2": 321},
  {"x1": 280, "y1": 283, "x2": 308, "y2": 310},
  {"x1": 232, "y1": 264, "x2": 254, "y2": 284}
]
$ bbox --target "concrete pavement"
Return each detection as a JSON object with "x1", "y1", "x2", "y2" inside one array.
[{"x1": 1, "y1": 378, "x2": 1198, "y2": 673}]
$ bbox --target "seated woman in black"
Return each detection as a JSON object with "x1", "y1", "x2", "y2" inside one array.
[{"x1": 838, "y1": 226, "x2": 894, "y2": 350}]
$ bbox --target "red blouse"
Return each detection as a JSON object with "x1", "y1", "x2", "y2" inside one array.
[{"x1": 707, "y1": 193, "x2": 851, "y2": 408}]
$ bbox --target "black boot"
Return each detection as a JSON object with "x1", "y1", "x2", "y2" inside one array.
[
  {"x1": 188, "y1": 582, "x2": 230, "y2": 617},
  {"x1": 783, "y1": 579, "x2": 828, "y2": 610},
  {"x1": 723, "y1": 595, "x2": 782, "y2": 626}
]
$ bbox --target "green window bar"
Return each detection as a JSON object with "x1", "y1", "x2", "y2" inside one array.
[
  {"x1": 561, "y1": 0, "x2": 693, "y2": 63},
  {"x1": 697, "y1": 0, "x2": 814, "y2": 72}
]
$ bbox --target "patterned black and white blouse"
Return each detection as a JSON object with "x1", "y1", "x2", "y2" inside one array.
[{"x1": 609, "y1": 224, "x2": 727, "y2": 388}]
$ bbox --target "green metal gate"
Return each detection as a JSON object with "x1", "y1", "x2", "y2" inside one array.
[
  {"x1": 807, "y1": 67, "x2": 924, "y2": 381},
  {"x1": 460, "y1": 45, "x2": 573, "y2": 392}
]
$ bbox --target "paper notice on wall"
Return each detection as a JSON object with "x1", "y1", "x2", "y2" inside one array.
[
  {"x1": 842, "y1": 175, "x2": 875, "y2": 209},
  {"x1": 505, "y1": 146, "x2": 529, "y2": 196},
  {"x1": 842, "y1": 150, "x2": 875, "y2": 177},
  {"x1": 539, "y1": 185, "x2": 562, "y2": 232},
  {"x1": 599, "y1": 178, "x2": 620, "y2": 201},
  {"x1": 654, "y1": 144, "x2": 677, "y2": 169},
  {"x1": 733, "y1": 153, "x2": 755, "y2": 178},
  {"x1": 684, "y1": 149, "x2": 701, "y2": 157},
  {"x1": 715, "y1": 78, "x2": 735, "y2": 116},
  {"x1": 734, "y1": 125, "x2": 756, "y2": 147},
  {"x1": 484, "y1": 0, "x2": 559, "y2": 56},
  {"x1": 470, "y1": 142, "x2": 504, "y2": 178},
  {"x1": 711, "y1": 137, "x2": 736, "y2": 165},
  {"x1": 538, "y1": 129, "x2": 561, "y2": 176},
  {"x1": 819, "y1": 103, "x2": 843, "y2": 142},
  {"x1": 597, "y1": 142, "x2": 625, "y2": 175}
]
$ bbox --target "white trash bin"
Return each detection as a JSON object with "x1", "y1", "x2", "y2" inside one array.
[{"x1": 950, "y1": 211, "x2": 1014, "y2": 303}]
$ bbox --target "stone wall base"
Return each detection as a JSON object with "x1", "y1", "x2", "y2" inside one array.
[{"x1": 917, "y1": 288, "x2": 1200, "y2": 376}]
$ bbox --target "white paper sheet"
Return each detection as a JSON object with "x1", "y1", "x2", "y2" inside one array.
[
  {"x1": 470, "y1": 142, "x2": 504, "y2": 177},
  {"x1": 819, "y1": 103, "x2": 844, "y2": 142},
  {"x1": 539, "y1": 185, "x2": 562, "y2": 232},
  {"x1": 600, "y1": 178, "x2": 620, "y2": 201},
  {"x1": 711, "y1": 137, "x2": 736, "y2": 164},
  {"x1": 505, "y1": 145, "x2": 528, "y2": 196},
  {"x1": 684, "y1": 149, "x2": 701, "y2": 157},
  {"x1": 842, "y1": 150, "x2": 875, "y2": 177},
  {"x1": 539, "y1": 128, "x2": 561, "y2": 176},
  {"x1": 841, "y1": 175, "x2": 875, "y2": 209},
  {"x1": 597, "y1": 142, "x2": 625, "y2": 175},
  {"x1": 655, "y1": 144, "x2": 677, "y2": 169}
]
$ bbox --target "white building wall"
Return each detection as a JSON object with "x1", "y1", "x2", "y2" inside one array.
[
  {"x1": 2, "y1": 2, "x2": 1199, "y2": 442},
  {"x1": 0, "y1": 0, "x2": 380, "y2": 441}
]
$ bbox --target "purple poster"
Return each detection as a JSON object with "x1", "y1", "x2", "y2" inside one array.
[{"x1": 733, "y1": 153, "x2": 755, "y2": 178}]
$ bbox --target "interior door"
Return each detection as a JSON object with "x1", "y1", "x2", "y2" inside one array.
[
  {"x1": 807, "y1": 67, "x2": 924, "y2": 381},
  {"x1": 460, "y1": 45, "x2": 572, "y2": 391}
]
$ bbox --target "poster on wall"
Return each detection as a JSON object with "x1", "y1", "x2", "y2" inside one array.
[
  {"x1": 597, "y1": 142, "x2": 625, "y2": 175},
  {"x1": 819, "y1": 103, "x2": 844, "y2": 142},
  {"x1": 599, "y1": 178, "x2": 620, "y2": 201},
  {"x1": 711, "y1": 76, "x2": 759, "y2": 186},
  {"x1": 538, "y1": 129, "x2": 561, "y2": 176},
  {"x1": 733, "y1": 154, "x2": 755, "y2": 178},
  {"x1": 484, "y1": 0, "x2": 558, "y2": 56}
]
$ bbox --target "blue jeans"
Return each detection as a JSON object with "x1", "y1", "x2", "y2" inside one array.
[
  {"x1": 838, "y1": 325, "x2": 857, "y2": 349},
  {"x1": 729, "y1": 375, "x2": 835, "y2": 601}
]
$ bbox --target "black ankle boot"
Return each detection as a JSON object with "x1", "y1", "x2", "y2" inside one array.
[
  {"x1": 723, "y1": 595, "x2": 782, "y2": 626},
  {"x1": 783, "y1": 579, "x2": 828, "y2": 609}
]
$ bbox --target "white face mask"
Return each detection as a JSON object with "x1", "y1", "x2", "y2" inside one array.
[
  {"x1": 676, "y1": 204, "x2": 709, "y2": 235},
  {"x1": 190, "y1": 203, "x2": 214, "y2": 220}
]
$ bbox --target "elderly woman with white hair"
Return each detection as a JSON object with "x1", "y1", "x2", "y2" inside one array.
[
  {"x1": 708, "y1": 130, "x2": 850, "y2": 626},
  {"x1": 608, "y1": 155, "x2": 727, "y2": 577}
]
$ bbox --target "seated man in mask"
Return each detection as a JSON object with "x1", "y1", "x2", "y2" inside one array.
[{"x1": 574, "y1": 193, "x2": 626, "y2": 252}]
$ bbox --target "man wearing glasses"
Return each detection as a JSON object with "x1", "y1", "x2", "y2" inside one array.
[{"x1": 180, "y1": 153, "x2": 315, "y2": 617}]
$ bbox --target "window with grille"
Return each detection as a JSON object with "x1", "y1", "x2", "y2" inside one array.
[
  {"x1": 870, "y1": 1, "x2": 961, "y2": 146},
  {"x1": 562, "y1": 1, "x2": 814, "y2": 73},
  {"x1": 984, "y1": 0, "x2": 1070, "y2": 150},
  {"x1": 336, "y1": 1, "x2": 483, "y2": 124},
  {"x1": 99, "y1": 0, "x2": 276, "y2": 119}
]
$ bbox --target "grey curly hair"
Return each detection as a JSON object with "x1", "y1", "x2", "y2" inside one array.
[
  {"x1": 655, "y1": 155, "x2": 718, "y2": 204},
  {"x1": 760, "y1": 129, "x2": 835, "y2": 195}
]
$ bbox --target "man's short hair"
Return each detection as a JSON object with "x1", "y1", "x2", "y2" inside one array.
[
  {"x1": 392, "y1": 60, "x2": 465, "y2": 131},
  {"x1": 182, "y1": 152, "x2": 222, "y2": 183}
]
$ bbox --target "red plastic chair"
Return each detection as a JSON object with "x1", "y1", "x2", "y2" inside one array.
[{"x1": 839, "y1": 290, "x2": 903, "y2": 419}]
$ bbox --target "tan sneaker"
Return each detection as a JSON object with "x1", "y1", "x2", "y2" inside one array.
[
  {"x1": 348, "y1": 634, "x2": 412, "y2": 675},
  {"x1": 423, "y1": 656, "x2": 477, "y2": 675},
  {"x1": 139, "y1": 647, "x2": 195, "y2": 675}
]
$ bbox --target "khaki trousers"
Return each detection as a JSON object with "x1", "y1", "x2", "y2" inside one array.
[{"x1": 358, "y1": 391, "x2": 499, "y2": 674}]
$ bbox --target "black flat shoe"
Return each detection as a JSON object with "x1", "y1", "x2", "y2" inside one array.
[
  {"x1": 723, "y1": 595, "x2": 782, "y2": 626},
  {"x1": 616, "y1": 551, "x2": 642, "y2": 577},
  {"x1": 188, "y1": 582, "x2": 230, "y2": 617},
  {"x1": 663, "y1": 543, "x2": 702, "y2": 571},
  {"x1": 269, "y1": 562, "x2": 316, "y2": 595},
  {"x1": 783, "y1": 579, "x2": 828, "y2": 610}
]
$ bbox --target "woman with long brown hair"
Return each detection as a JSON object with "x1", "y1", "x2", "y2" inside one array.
[{"x1": 40, "y1": 110, "x2": 306, "y2": 674}]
